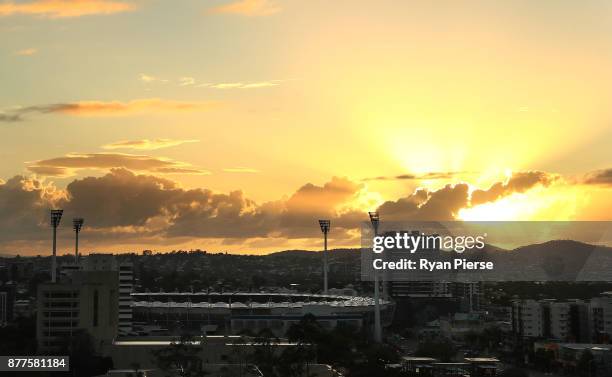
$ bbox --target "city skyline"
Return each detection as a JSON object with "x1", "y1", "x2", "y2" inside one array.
[{"x1": 1, "y1": 0, "x2": 612, "y2": 254}]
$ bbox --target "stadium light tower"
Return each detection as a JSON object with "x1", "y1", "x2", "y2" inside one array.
[
  {"x1": 73, "y1": 218, "x2": 84, "y2": 263},
  {"x1": 368, "y1": 211, "x2": 382, "y2": 342},
  {"x1": 319, "y1": 219, "x2": 331, "y2": 294},
  {"x1": 50, "y1": 209, "x2": 63, "y2": 283}
]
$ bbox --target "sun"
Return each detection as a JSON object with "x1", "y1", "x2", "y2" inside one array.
[
  {"x1": 458, "y1": 184, "x2": 583, "y2": 221},
  {"x1": 458, "y1": 195, "x2": 536, "y2": 221}
]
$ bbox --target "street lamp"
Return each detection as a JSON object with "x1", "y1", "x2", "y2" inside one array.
[
  {"x1": 50, "y1": 209, "x2": 63, "y2": 283},
  {"x1": 368, "y1": 211, "x2": 382, "y2": 343},
  {"x1": 318, "y1": 220, "x2": 330, "y2": 294},
  {"x1": 73, "y1": 218, "x2": 84, "y2": 263}
]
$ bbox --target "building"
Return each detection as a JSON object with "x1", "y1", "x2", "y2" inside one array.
[
  {"x1": 452, "y1": 281, "x2": 484, "y2": 312},
  {"x1": 382, "y1": 231, "x2": 484, "y2": 313},
  {"x1": 0, "y1": 282, "x2": 16, "y2": 323},
  {"x1": 390, "y1": 280, "x2": 452, "y2": 298},
  {"x1": 130, "y1": 292, "x2": 394, "y2": 338},
  {"x1": 60, "y1": 254, "x2": 134, "y2": 335},
  {"x1": 589, "y1": 295, "x2": 612, "y2": 343},
  {"x1": 36, "y1": 270, "x2": 119, "y2": 353},
  {"x1": 0, "y1": 291, "x2": 7, "y2": 325},
  {"x1": 512, "y1": 299, "x2": 545, "y2": 338},
  {"x1": 8, "y1": 261, "x2": 34, "y2": 281},
  {"x1": 401, "y1": 356, "x2": 499, "y2": 376},
  {"x1": 117, "y1": 263, "x2": 134, "y2": 334},
  {"x1": 534, "y1": 341, "x2": 612, "y2": 375},
  {"x1": 512, "y1": 299, "x2": 593, "y2": 343}
]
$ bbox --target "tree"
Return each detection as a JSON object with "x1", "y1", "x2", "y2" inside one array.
[
  {"x1": 415, "y1": 338, "x2": 456, "y2": 362},
  {"x1": 58, "y1": 330, "x2": 113, "y2": 377},
  {"x1": 151, "y1": 334, "x2": 206, "y2": 377},
  {"x1": 577, "y1": 349, "x2": 595, "y2": 377},
  {"x1": 0, "y1": 315, "x2": 37, "y2": 355},
  {"x1": 534, "y1": 348, "x2": 555, "y2": 372},
  {"x1": 277, "y1": 344, "x2": 316, "y2": 377},
  {"x1": 249, "y1": 328, "x2": 279, "y2": 377},
  {"x1": 499, "y1": 367, "x2": 529, "y2": 377},
  {"x1": 286, "y1": 314, "x2": 324, "y2": 344}
]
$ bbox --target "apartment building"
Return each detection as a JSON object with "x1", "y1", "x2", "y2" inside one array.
[{"x1": 36, "y1": 270, "x2": 118, "y2": 353}]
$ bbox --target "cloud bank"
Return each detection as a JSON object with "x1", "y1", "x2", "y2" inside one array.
[{"x1": 0, "y1": 169, "x2": 565, "y2": 252}]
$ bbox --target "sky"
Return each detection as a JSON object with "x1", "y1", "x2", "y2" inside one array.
[{"x1": 0, "y1": 0, "x2": 611, "y2": 255}]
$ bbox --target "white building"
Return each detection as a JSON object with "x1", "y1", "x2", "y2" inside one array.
[{"x1": 512, "y1": 299, "x2": 545, "y2": 337}]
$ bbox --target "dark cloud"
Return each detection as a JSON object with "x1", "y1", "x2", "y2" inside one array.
[
  {"x1": 0, "y1": 176, "x2": 62, "y2": 242},
  {"x1": 377, "y1": 184, "x2": 469, "y2": 221},
  {"x1": 583, "y1": 168, "x2": 612, "y2": 185},
  {"x1": 62, "y1": 169, "x2": 179, "y2": 227},
  {"x1": 471, "y1": 171, "x2": 557, "y2": 205}
]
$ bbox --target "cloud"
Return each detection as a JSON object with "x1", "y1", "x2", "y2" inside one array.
[
  {"x1": 199, "y1": 80, "x2": 280, "y2": 89},
  {"x1": 102, "y1": 138, "x2": 199, "y2": 151},
  {"x1": 14, "y1": 48, "x2": 37, "y2": 56},
  {"x1": 139, "y1": 74, "x2": 168, "y2": 83},
  {"x1": 209, "y1": 0, "x2": 281, "y2": 17},
  {"x1": 363, "y1": 172, "x2": 462, "y2": 181},
  {"x1": 27, "y1": 165, "x2": 74, "y2": 178},
  {"x1": 0, "y1": 171, "x2": 368, "y2": 242},
  {"x1": 583, "y1": 168, "x2": 612, "y2": 186},
  {"x1": 179, "y1": 77, "x2": 196, "y2": 86},
  {"x1": 471, "y1": 171, "x2": 558, "y2": 205},
  {"x1": 223, "y1": 167, "x2": 260, "y2": 173},
  {"x1": 0, "y1": 169, "x2": 561, "y2": 251},
  {"x1": 0, "y1": 98, "x2": 217, "y2": 122},
  {"x1": 27, "y1": 153, "x2": 209, "y2": 176},
  {"x1": 0, "y1": 175, "x2": 64, "y2": 242},
  {"x1": 0, "y1": 0, "x2": 135, "y2": 18},
  {"x1": 377, "y1": 184, "x2": 470, "y2": 221},
  {"x1": 0, "y1": 112, "x2": 22, "y2": 122},
  {"x1": 62, "y1": 169, "x2": 180, "y2": 227}
]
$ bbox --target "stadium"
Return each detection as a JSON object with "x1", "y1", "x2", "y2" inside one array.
[{"x1": 130, "y1": 291, "x2": 395, "y2": 337}]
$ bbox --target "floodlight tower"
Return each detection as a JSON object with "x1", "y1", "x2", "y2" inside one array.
[
  {"x1": 318, "y1": 220, "x2": 331, "y2": 294},
  {"x1": 73, "y1": 218, "x2": 84, "y2": 263},
  {"x1": 368, "y1": 211, "x2": 382, "y2": 343},
  {"x1": 50, "y1": 209, "x2": 63, "y2": 283}
]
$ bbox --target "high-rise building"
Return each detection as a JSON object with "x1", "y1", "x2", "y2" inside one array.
[
  {"x1": 36, "y1": 270, "x2": 118, "y2": 353},
  {"x1": 512, "y1": 299, "x2": 591, "y2": 343},
  {"x1": 60, "y1": 254, "x2": 134, "y2": 335},
  {"x1": 512, "y1": 299, "x2": 545, "y2": 338},
  {"x1": 117, "y1": 262, "x2": 134, "y2": 334},
  {"x1": 452, "y1": 282, "x2": 484, "y2": 312}
]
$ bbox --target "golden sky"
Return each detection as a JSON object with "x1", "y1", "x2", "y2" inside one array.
[{"x1": 1, "y1": 0, "x2": 611, "y2": 255}]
